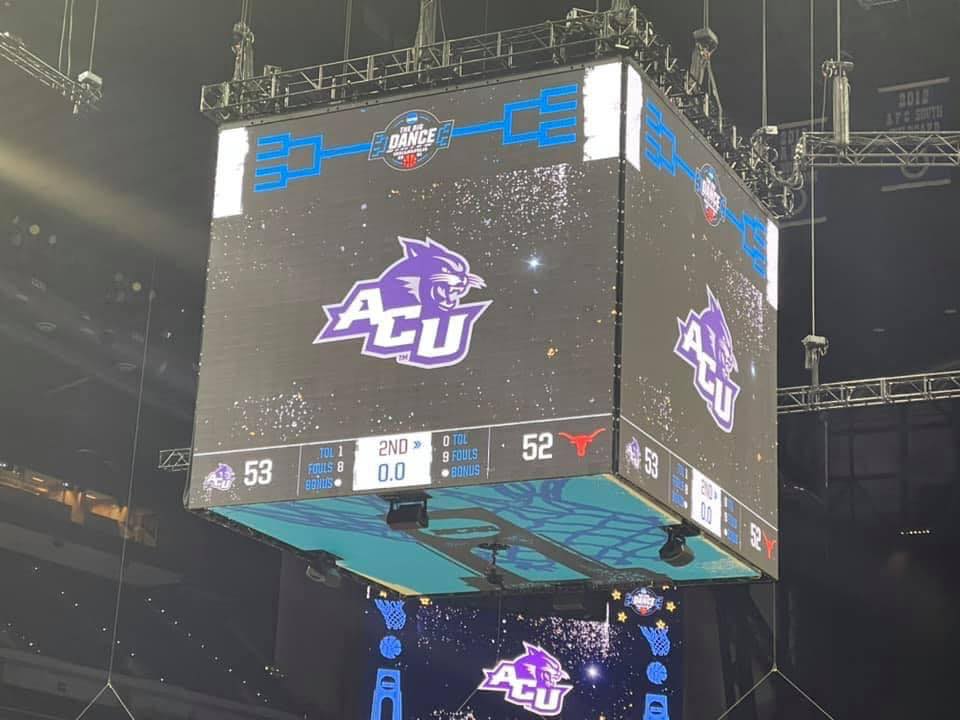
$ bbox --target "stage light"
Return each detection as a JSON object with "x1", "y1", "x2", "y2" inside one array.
[
  {"x1": 527, "y1": 256, "x2": 541, "y2": 269},
  {"x1": 586, "y1": 664, "x2": 601, "y2": 680},
  {"x1": 658, "y1": 523, "x2": 699, "y2": 567},
  {"x1": 385, "y1": 494, "x2": 429, "y2": 530}
]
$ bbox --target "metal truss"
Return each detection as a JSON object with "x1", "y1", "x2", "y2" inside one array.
[
  {"x1": 158, "y1": 447, "x2": 191, "y2": 472},
  {"x1": 778, "y1": 370, "x2": 960, "y2": 415},
  {"x1": 796, "y1": 131, "x2": 960, "y2": 168},
  {"x1": 199, "y1": 6, "x2": 790, "y2": 214},
  {"x1": 0, "y1": 33, "x2": 101, "y2": 111},
  {"x1": 201, "y1": 7, "x2": 662, "y2": 122}
]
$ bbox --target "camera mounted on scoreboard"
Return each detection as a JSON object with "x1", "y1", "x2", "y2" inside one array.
[
  {"x1": 383, "y1": 491, "x2": 430, "y2": 530},
  {"x1": 659, "y1": 522, "x2": 701, "y2": 567}
]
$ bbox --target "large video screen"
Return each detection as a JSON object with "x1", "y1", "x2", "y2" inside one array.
[
  {"x1": 618, "y1": 65, "x2": 780, "y2": 576},
  {"x1": 359, "y1": 590, "x2": 683, "y2": 720},
  {"x1": 188, "y1": 66, "x2": 622, "y2": 508}
]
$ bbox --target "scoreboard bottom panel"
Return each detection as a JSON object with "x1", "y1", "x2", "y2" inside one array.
[
  {"x1": 188, "y1": 414, "x2": 613, "y2": 508},
  {"x1": 211, "y1": 474, "x2": 759, "y2": 596}
]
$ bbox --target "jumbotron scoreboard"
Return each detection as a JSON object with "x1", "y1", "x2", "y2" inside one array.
[{"x1": 187, "y1": 59, "x2": 780, "y2": 593}]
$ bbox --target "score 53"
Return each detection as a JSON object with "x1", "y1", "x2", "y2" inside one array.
[
  {"x1": 521, "y1": 432, "x2": 554, "y2": 461},
  {"x1": 243, "y1": 458, "x2": 273, "y2": 486}
]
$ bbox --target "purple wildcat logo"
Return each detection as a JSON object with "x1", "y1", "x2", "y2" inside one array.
[
  {"x1": 314, "y1": 237, "x2": 490, "y2": 368},
  {"x1": 203, "y1": 463, "x2": 235, "y2": 492},
  {"x1": 674, "y1": 287, "x2": 740, "y2": 433},
  {"x1": 479, "y1": 642, "x2": 573, "y2": 716}
]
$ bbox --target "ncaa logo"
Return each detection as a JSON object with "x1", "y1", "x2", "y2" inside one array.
[
  {"x1": 694, "y1": 164, "x2": 727, "y2": 227},
  {"x1": 369, "y1": 110, "x2": 454, "y2": 171}
]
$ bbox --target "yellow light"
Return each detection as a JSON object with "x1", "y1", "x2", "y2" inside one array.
[
  {"x1": 616, "y1": 611, "x2": 628, "y2": 623},
  {"x1": 378, "y1": 590, "x2": 388, "y2": 598},
  {"x1": 655, "y1": 619, "x2": 668, "y2": 630},
  {"x1": 611, "y1": 589, "x2": 622, "y2": 600},
  {"x1": 665, "y1": 601, "x2": 677, "y2": 613},
  {"x1": 419, "y1": 597, "x2": 432, "y2": 606}
]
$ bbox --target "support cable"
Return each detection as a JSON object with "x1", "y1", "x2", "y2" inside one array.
[
  {"x1": 58, "y1": 0, "x2": 69, "y2": 72},
  {"x1": 438, "y1": 0, "x2": 447, "y2": 43},
  {"x1": 715, "y1": 584, "x2": 837, "y2": 720},
  {"x1": 66, "y1": 0, "x2": 75, "y2": 77},
  {"x1": 810, "y1": 0, "x2": 816, "y2": 337},
  {"x1": 836, "y1": 0, "x2": 841, "y2": 64},
  {"x1": 87, "y1": 0, "x2": 100, "y2": 73},
  {"x1": 761, "y1": 0, "x2": 767, "y2": 128},
  {"x1": 343, "y1": 0, "x2": 353, "y2": 59},
  {"x1": 75, "y1": 264, "x2": 156, "y2": 720}
]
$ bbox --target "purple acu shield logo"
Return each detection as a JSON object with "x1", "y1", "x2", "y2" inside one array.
[
  {"x1": 674, "y1": 287, "x2": 741, "y2": 433},
  {"x1": 478, "y1": 642, "x2": 573, "y2": 716},
  {"x1": 313, "y1": 236, "x2": 491, "y2": 369}
]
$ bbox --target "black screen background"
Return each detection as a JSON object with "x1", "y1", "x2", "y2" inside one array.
[{"x1": 192, "y1": 69, "x2": 618, "y2": 458}]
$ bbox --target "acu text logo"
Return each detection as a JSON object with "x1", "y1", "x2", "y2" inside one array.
[
  {"x1": 314, "y1": 237, "x2": 490, "y2": 368},
  {"x1": 674, "y1": 287, "x2": 740, "y2": 433},
  {"x1": 478, "y1": 642, "x2": 573, "y2": 716}
]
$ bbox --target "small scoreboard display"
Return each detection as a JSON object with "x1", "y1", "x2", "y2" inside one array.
[{"x1": 188, "y1": 59, "x2": 780, "y2": 580}]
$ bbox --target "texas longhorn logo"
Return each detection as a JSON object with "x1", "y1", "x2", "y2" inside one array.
[
  {"x1": 674, "y1": 287, "x2": 740, "y2": 433},
  {"x1": 559, "y1": 428, "x2": 606, "y2": 458},
  {"x1": 314, "y1": 237, "x2": 491, "y2": 369},
  {"x1": 478, "y1": 642, "x2": 573, "y2": 716}
]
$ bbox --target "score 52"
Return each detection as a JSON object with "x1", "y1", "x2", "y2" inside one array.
[{"x1": 521, "y1": 432, "x2": 554, "y2": 461}]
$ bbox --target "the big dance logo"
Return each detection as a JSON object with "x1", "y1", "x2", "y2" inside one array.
[
  {"x1": 694, "y1": 164, "x2": 727, "y2": 227},
  {"x1": 314, "y1": 237, "x2": 490, "y2": 368},
  {"x1": 674, "y1": 287, "x2": 740, "y2": 433},
  {"x1": 478, "y1": 642, "x2": 573, "y2": 716},
  {"x1": 369, "y1": 110, "x2": 454, "y2": 171}
]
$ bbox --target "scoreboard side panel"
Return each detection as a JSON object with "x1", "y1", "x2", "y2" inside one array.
[{"x1": 618, "y1": 64, "x2": 780, "y2": 577}]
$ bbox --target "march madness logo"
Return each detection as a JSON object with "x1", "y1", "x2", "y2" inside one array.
[
  {"x1": 674, "y1": 287, "x2": 740, "y2": 433},
  {"x1": 313, "y1": 237, "x2": 490, "y2": 368},
  {"x1": 369, "y1": 110, "x2": 454, "y2": 171},
  {"x1": 478, "y1": 642, "x2": 573, "y2": 716},
  {"x1": 695, "y1": 164, "x2": 727, "y2": 227}
]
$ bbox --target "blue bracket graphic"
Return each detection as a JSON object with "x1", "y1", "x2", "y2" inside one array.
[
  {"x1": 644, "y1": 98, "x2": 768, "y2": 280},
  {"x1": 644, "y1": 101, "x2": 694, "y2": 181},
  {"x1": 253, "y1": 84, "x2": 579, "y2": 192},
  {"x1": 500, "y1": 84, "x2": 579, "y2": 147},
  {"x1": 254, "y1": 132, "x2": 371, "y2": 192},
  {"x1": 369, "y1": 668, "x2": 403, "y2": 720}
]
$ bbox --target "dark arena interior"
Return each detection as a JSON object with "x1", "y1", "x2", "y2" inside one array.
[{"x1": 0, "y1": 1, "x2": 957, "y2": 718}]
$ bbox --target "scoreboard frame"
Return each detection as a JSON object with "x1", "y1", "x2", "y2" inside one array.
[{"x1": 186, "y1": 57, "x2": 780, "y2": 582}]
